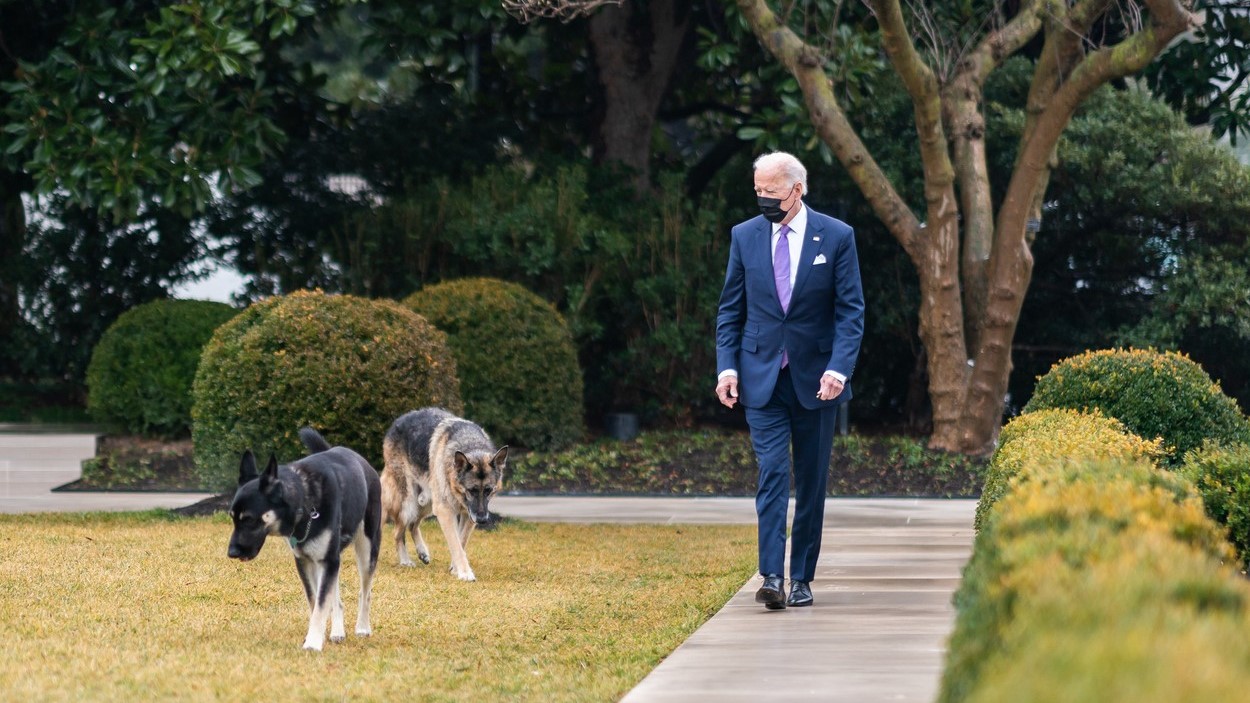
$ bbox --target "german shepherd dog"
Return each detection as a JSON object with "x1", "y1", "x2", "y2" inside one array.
[
  {"x1": 381, "y1": 408, "x2": 507, "y2": 581},
  {"x1": 227, "y1": 427, "x2": 382, "y2": 651}
]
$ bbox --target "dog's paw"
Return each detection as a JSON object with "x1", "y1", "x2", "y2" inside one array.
[
  {"x1": 330, "y1": 634, "x2": 346, "y2": 644},
  {"x1": 399, "y1": 558, "x2": 416, "y2": 568},
  {"x1": 302, "y1": 639, "x2": 324, "y2": 652},
  {"x1": 418, "y1": 552, "x2": 430, "y2": 565},
  {"x1": 456, "y1": 570, "x2": 476, "y2": 582},
  {"x1": 356, "y1": 628, "x2": 372, "y2": 638}
]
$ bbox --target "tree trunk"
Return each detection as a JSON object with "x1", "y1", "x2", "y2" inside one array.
[{"x1": 587, "y1": 0, "x2": 691, "y2": 192}]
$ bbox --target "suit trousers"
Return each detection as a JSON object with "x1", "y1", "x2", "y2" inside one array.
[{"x1": 744, "y1": 366, "x2": 838, "y2": 582}]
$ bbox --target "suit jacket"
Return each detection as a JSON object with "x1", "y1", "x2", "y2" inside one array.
[{"x1": 716, "y1": 206, "x2": 865, "y2": 410}]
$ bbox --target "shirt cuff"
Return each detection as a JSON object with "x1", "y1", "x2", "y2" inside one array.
[
  {"x1": 718, "y1": 369, "x2": 738, "y2": 381},
  {"x1": 824, "y1": 370, "x2": 847, "y2": 383}
]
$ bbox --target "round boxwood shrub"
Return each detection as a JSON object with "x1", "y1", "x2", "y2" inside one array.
[
  {"x1": 976, "y1": 408, "x2": 1163, "y2": 531},
  {"x1": 86, "y1": 299, "x2": 238, "y2": 437},
  {"x1": 402, "y1": 277, "x2": 584, "y2": 451},
  {"x1": 1023, "y1": 348, "x2": 1250, "y2": 465},
  {"x1": 191, "y1": 290, "x2": 462, "y2": 489},
  {"x1": 1182, "y1": 442, "x2": 1250, "y2": 570}
]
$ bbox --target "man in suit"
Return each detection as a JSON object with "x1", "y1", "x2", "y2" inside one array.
[{"x1": 715, "y1": 151, "x2": 864, "y2": 610}]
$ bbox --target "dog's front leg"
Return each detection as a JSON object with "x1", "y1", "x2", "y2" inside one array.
[
  {"x1": 457, "y1": 513, "x2": 475, "y2": 549},
  {"x1": 302, "y1": 556, "x2": 339, "y2": 651},
  {"x1": 295, "y1": 557, "x2": 317, "y2": 608},
  {"x1": 433, "y1": 504, "x2": 475, "y2": 581}
]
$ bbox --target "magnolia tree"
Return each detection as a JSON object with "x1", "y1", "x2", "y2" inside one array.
[{"x1": 734, "y1": 0, "x2": 1201, "y2": 453}]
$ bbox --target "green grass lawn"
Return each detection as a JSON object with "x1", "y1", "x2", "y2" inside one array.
[{"x1": 0, "y1": 512, "x2": 755, "y2": 702}]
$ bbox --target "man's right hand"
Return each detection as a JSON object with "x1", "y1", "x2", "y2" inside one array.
[{"x1": 716, "y1": 375, "x2": 739, "y2": 408}]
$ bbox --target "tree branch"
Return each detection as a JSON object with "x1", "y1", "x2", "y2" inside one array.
[
  {"x1": 1002, "y1": 0, "x2": 1200, "y2": 250},
  {"x1": 735, "y1": 0, "x2": 922, "y2": 257}
]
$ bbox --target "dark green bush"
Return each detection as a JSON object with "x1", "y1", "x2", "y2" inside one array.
[
  {"x1": 403, "y1": 277, "x2": 583, "y2": 451},
  {"x1": 86, "y1": 299, "x2": 238, "y2": 437},
  {"x1": 1023, "y1": 348, "x2": 1250, "y2": 465},
  {"x1": 975, "y1": 408, "x2": 1162, "y2": 531},
  {"x1": 1182, "y1": 442, "x2": 1250, "y2": 571},
  {"x1": 191, "y1": 290, "x2": 462, "y2": 489}
]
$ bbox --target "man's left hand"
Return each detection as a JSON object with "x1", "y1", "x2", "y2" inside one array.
[{"x1": 816, "y1": 375, "x2": 844, "y2": 402}]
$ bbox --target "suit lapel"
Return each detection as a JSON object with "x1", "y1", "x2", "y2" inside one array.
[
  {"x1": 755, "y1": 219, "x2": 785, "y2": 313},
  {"x1": 790, "y1": 212, "x2": 825, "y2": 305}
]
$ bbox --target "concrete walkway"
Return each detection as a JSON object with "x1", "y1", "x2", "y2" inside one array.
[
  {"x1": 0, "y1": 427, "x2": 214, "y2": 513},
  {"x1": 0, "y1": 430, "x2": 977, "y2": 702},
  {"x1": 500, "y1": 496, "x2": 976, "y2": 703}
]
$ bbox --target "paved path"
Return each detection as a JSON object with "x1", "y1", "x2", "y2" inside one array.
[
  {"x1": 0, "y1": 430, "x2": 977, "y2": 702},
  {"x1": 0, "y1": 427, "x2": 214, "y2": 513},
  {"x1": 500, "y1": 496, "x2": 976, "y2": 703}
]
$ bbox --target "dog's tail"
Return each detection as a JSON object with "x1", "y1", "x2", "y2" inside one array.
[{"x1": 299, "y1": 426, "x2": 332, "y2": 454}]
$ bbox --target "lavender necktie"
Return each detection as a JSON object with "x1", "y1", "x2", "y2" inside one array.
[
  {"x1": 774, "y1": 224, "x2": 791, "y2": 367},
  {"x1": 773, "y1": 224, "x2": 792, "y2": 312}
]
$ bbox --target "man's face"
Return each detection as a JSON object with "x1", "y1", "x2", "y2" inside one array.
[{"x1": 754, "y1": 168, "x2": 800, "y2": 209}]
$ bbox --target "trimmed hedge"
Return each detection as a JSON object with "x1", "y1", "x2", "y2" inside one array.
[
  {"x1": 966, "y1": 535, "x2": 1250, "y2": 702},
  {"x1": 191, "y1": 290, "x2": 462, "y2": 489},
  {"x1": 403, "y1": 277, "x2": 584, "y2": 451},
  {"x1": 943, "y1": 458, "x2": 1231, "y2": 703},
  {"x1": 1024, "y1": 348, "x2": 1250, "y2": 465},
  {"x1": 1182, "y1": 442, "x2": 1250, "y2": 571},
  {"x1": 975, "y1": 408, "x2": 1162, "y2": 531},
  {"x1": 942, "y1": 394, "x2": 1249, "y2": 703},
  {"x1": 86, "y1": 299, "x2": 238, "y2": 437}
]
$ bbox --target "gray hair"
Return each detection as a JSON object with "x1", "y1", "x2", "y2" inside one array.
[{"x1": 753, "y1": 152, "x2": 808, "y2": 195}]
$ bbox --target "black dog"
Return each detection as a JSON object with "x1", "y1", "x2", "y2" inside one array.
[{"x1": 227, "y1": 427, "x2": 382, "y2": 651}]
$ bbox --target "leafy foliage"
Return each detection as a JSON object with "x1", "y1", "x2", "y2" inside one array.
[
  {"x1": 1024, "y1": 348, "x2": 1250, "y2": 465},
  {"x1": 976, "y1": 409, "x2": 1163, "y2": 531},
  {"x1": 403, "y1": 277, "x2": 584, "y2": 451},
  {"x1": 509, "y1": 429, "x2": 986, "y2": 497},
  {"x1": 942, "y1": 455, "x2": 1230, "y2": 703},
  {"x1": 1, "y1": 0, "x2": 345, "y2": 218},
  {"x1": 190, "y1": 290, "x2": 462, "y2": 488},
  {"x1": 86, "y1": 299, "x2": 238, "y2": 437},
  {"x1": 1182, "y1": 442, "x2": 1250, "y2": 571}
]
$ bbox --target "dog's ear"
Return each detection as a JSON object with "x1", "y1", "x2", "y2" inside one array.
[
  {"x1": 258, "y1": 454, "x2": 283, "y2": 498},
  {"x1": 492, "y1": 446, "x2": 509, "y2": 468},
  {"x1": 453, "y1": 451, "x2": 470, "y2": 472},
  {"x1": 239, "y1": 450, "x2": 259, "y2": 486}
]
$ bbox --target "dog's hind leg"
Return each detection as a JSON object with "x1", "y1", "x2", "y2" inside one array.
[
  {"x1": 329, "y1": 575, "x2": 346, "y2": 644},
  {"x1": 394, "y1": 519, "x2": 416, "y2": 567},
  {"x1": 353, "y1": 529, "x2": 375, "y2": 637},
  {"x1": 411, "y1": 519, "x2": 431, "y2": 565}
]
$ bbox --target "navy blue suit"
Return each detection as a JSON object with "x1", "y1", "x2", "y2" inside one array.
[{"x1": 716, "y1": 205, "x2": 864, "y2": 582}]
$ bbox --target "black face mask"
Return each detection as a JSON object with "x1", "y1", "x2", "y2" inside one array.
[{"x1": 757, "y1": 196, "x2": 789, "y2": 223}]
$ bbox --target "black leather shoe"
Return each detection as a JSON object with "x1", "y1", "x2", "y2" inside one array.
[
  {"x1": 787, "y1": 581, "x2": 813, "y2": 607},
  {"x1": 756, "y1": 575, "x2": 786, "y2": 610}
]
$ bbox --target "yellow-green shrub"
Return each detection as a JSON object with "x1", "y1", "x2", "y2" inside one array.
[
  {"x1": 191, "y1": 290, "x2": 462, "y2": 488},
  {"x1": 967, "y1": 535, "x2": 1250, "y2": 703},
  {"x1": 1024, "y1": 348, "x2": 1250, "y2": 465},
  {"x1": 86, "y1": 299, "x2": 238, "y2": 437},
  {"x1": 1182, "y1": 442, "x2": 1250, "y2": 570},
  {"x1": 941, "y1": 460, "x2": 1230, "y2": 703},
  {"x1": 403, "y1": 277, "x2": 583, "y2": 451},
  {"x1": 976, "y1": 409, "x2": 1163, "y2": 531}
]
